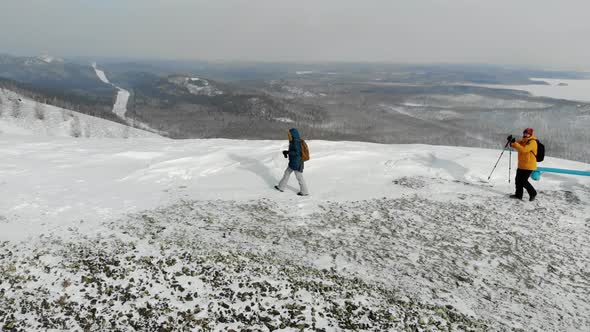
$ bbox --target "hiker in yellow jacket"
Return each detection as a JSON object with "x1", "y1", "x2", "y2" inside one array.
[{"x1": 508, "y1": 127, "x2": 538, "y2": 201}]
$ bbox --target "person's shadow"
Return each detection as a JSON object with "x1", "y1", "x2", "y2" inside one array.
[{"x1": 227, "y1": 153, "x2": 298, "y2": 192}]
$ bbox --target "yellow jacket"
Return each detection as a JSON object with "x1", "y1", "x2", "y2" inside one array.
[{"x1": 511, "y1": 135, "x2": 538, "y2": 170}]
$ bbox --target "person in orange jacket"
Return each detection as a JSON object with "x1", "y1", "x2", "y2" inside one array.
[{"x1": 508, "y1": 127, "x2": 538, "y2": 201}]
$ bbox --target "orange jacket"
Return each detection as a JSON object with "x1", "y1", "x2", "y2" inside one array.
[{"x1": 511, "y1": 135, "x2": 538, "y2": 170}]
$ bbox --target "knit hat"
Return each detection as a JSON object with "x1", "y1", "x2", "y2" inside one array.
[{"x1": 523, "y1": 128, "x2": 534, "y2": 136}]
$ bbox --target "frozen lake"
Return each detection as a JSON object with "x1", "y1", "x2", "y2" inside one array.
[{"x1": 469, "y1": 78, "x2": 590, "y2": 103}]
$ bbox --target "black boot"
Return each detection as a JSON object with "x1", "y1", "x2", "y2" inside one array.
[{"x1": 509, "y1": 194, "x2": 522, "y2": 200}]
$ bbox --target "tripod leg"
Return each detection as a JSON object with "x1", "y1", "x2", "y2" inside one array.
[
  {"x1": 509, "y1": 148, "x2": 512, "y2": 183},
  {"x1": 488, "y1": 141, "x2": 510, "y2": 181}
]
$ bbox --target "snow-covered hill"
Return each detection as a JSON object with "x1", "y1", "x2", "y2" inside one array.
[
  {"x1": 0, "y1": 136, "x2": 589, "y2": 330},
  {"x1": 0, "y1": 88, "x2": 159, "y2": 138},
  {"x1": 168, "y1": 76, "x2": 224, "y2": 96}
]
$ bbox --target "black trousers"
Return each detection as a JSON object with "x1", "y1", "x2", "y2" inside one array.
[{"x1": 515, "y1": 169, "x2": 537, "y2": 199}]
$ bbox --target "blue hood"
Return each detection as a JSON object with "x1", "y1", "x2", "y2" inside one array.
[
  {"x1": 287, "y1": 128, "x2": 304, "y2": 172},
  {"x1": 289, "y1": 128, "x2": 300, "y2": 140}
]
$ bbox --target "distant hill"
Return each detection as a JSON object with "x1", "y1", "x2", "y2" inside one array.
[
  {"x1": 121, "y1": 73, "x2": 327, "y2": 139},
  {"x1": 0, "y1": 88, "x2": 158, "y2": 139},
  {"x1": 0, "y1": 54, "x2": 117, "y2": 119},
  {"x1": 0, "y1": 53, "x2": 111, "y2": 92},
  {"x1": 3, "y1": 55, "x2": 589, "y2": 162}
]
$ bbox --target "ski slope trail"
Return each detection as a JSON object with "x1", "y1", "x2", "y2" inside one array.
[
  {"x1": 1, "y1": 136, "x2": 589, "y2": 331},
  {"x1": 92, "y1": 63, "x2": 129, "y2": 119},
  {"x1": 92, "y1": 63, "x2": 165, "y2": 135}
]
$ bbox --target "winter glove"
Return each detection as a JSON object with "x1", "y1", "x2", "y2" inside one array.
[
  {"x1": 282, "y1": 150, "x2": 289, "y2": 158},
  {"x1": 510, "y1": 138, "x2": 516, "y2": 143}
]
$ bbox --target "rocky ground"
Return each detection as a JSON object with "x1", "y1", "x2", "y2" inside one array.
[{"x1": 1, "y1": 176, "x2": 589, "y2": 331}]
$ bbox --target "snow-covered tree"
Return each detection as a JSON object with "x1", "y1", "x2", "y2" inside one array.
[
  {"x1": 34, "y1": 102, "x2": 46, "y2": 120},
  {"x1": 11, "y1": 100, "x2": 21, "y2": 118},
  {"x1": 84, "y1": 122, "x2": 92, "y2": 138},
  {"x1": 122, "y1": 125, "x2": 130, "y2": 139},
  {"x1": 70, "y1": 116, "x2": 82, "y2": 138}
]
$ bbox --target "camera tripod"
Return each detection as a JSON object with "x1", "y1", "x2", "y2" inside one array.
[{"x1": 487, "y1": 140, "x2": 512, "y2": 183}]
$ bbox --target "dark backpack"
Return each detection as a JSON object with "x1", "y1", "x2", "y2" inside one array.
[{"x1": 528, "y1": 139, "x2": 545, "y2": 162}]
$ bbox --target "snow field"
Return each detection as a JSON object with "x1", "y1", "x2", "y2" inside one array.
[{"x1": 1, "y1": 136, "x2": 589, "y2": 330}]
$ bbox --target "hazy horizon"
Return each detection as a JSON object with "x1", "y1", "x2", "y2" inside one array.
[{"x1": 2, "y1": 0, "x2": 590, "y2": 70}]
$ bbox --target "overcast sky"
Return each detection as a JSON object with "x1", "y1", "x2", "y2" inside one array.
[{"x1": 1, "y1": 0, "x2": 589, "y2": 69}]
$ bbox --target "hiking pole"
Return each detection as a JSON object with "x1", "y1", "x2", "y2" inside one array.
[{"x1": 487, "y1": 139, "x2": 511, "y2": 181}]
